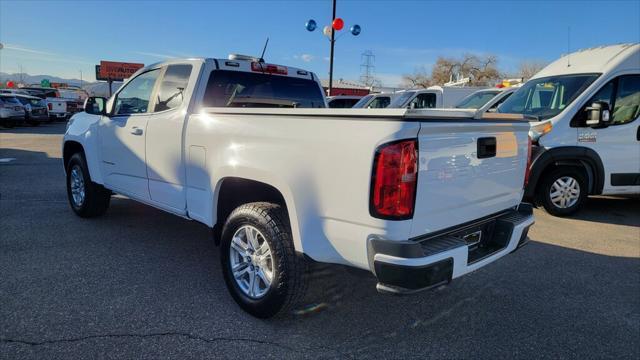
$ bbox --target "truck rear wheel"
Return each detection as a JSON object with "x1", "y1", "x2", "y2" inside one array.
[
  {"x1": 537, "y1": 167, "x2": 588, "y2": 216},
  {"x1": 66, "y1": 153, "x2": 111, "y2": 218},
  {"x1": 220, "y1": 202, "x2": 307, "y2": 318}
]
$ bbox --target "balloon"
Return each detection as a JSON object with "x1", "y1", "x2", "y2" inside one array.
[
  {"x1": 350, "y1": 24, "x2": 361, "y2": 36},
  {"x1": 6, "y1": 81, "x2": 14, "y2": 88},
  {"x1": 332, "y1": 18, "x2": 344, "y2": 31},
  {"x1": 305, "y1": 19, "x2": 317, "y2": 32},
  {"x1": 323, "y1": 25, "x2": 333, "y2": 38}
]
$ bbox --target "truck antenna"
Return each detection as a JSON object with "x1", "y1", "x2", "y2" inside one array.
[{"x1": 259, "y1": 37, "x2": 269, "y2": 63}]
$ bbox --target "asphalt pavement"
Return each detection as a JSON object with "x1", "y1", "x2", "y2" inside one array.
[{"x1": 1, "y1": 123, "x2": 639, "y2": 359}]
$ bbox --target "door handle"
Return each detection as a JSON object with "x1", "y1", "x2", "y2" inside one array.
[{"x1": 130, "y1": 127, "x2": 143, "y2": 136}]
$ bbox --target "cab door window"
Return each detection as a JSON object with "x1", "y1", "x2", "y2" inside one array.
[
  {"x1": 113, "y1": 69, "x2": 161, "y2": 115},
  {"x1": 572, "y1": 75, "x2": 639, "y2": 126},
  {"x1": 612, "y1": 75, "x2": 640, "y2": 125}
]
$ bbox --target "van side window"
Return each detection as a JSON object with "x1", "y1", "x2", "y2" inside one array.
[
  {"x1": 612, "y1": 75, "x2": 640, "y2": 125},
  {"x1": 154, "y1": 64, "x2": 193, "y2": 112}
]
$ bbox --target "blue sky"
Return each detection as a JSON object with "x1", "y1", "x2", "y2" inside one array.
[{"x1": 1, "y1": 0, "x2": 639, "y2": 86}]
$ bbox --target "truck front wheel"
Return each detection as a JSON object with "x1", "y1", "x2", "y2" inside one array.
[
  {"x1": 537, "y1": 167, "x2": 588, "y2": 216},
  {"x1": 66, "y1": 153, "x2": 111, "y2": 218},
  {"x1": 220, "y1": 202, "x2": 307, "y2": 318}
]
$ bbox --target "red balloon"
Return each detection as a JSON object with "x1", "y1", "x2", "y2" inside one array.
[
  {"x1": 6, "y1": 81, "x2": 14, "y2": 88},
  {"x1": 332, "y1": 18, "x2": 344, "y2": 31}
]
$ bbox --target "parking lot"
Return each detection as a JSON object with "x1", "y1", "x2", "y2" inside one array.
[{"x1": 1, "y1": 123, "x2": 639, "y2": 359}]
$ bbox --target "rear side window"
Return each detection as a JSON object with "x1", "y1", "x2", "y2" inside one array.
[
  {"x1": 202, "y1": 70, "x2": 325, "y2": 108},
  {"x1": 154, "y1": 64, "x2": 192, "y2": 112}
]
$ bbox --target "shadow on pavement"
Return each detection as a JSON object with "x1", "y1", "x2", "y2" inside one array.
[
  {"x1": 0, "y1": 122, "x2": 67, "y2": 135},
  {"x1": 566, "y1": 196, "x2": 640, "y2": 227}
]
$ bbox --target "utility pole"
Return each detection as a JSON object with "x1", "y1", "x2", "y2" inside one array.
[
  {"x1": 328, "y1": 0, "x2": 336, "y2": 96},
  {"x1": 79, "y1": 70, "x2": 83, "y2": 88}
]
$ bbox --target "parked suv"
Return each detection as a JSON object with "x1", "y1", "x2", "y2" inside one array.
[
  {"x1": 14, "y1": 95, "x2": 49, "y2": 126},
  {"x1": 0, "y1": 94, "x2": 26, "y2": 128},
  {"x1": 498, "y1": 43, "x2": 640, "y2": 216}
]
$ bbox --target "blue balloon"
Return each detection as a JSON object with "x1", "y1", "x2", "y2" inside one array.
[
  {"x1": 305, "y1": 19, "x2": 317, "y2": 32},
  {"x1": 350, "y1": 24, "x2": 361, "y2": 36}
]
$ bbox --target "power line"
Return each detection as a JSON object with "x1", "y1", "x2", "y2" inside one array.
[{"x1": 359, "y1": 50, "x2": 378, "y2": 87}]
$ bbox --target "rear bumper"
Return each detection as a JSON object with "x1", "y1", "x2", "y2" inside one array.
[{"x1": 370, "y1": 203, "x2": 534, "y2": 294}]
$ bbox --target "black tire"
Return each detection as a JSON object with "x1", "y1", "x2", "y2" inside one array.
[
  {"x1": 537, "y1": 166, "x2": 588, "y2": 216},
  {"x1": 65, "y1": 153, "x2": 111, "y2": 218},
  {"x1": 220, "y1": 202, "x2": 307, "y2": 318},
  {"x1": 3, "y1": 120, "x2": 16, "y2": 128}
]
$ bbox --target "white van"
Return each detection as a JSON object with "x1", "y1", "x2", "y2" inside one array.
[
  {"x1": 389, "y1": 86, "x2": 485, "y2": 109},
  {"x1": 498, "y1": 43, "x2": 639, "y2": 215}
]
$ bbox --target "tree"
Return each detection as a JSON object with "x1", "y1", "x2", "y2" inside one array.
[
  {"x1": 401, "y1": 66, "x2": 432, "y2": 88},
  {"x1": 517, "y1": 60, "x2": 547, "y2": 80},
  {"x1": 402, "y1": 53, "x2": 502, "y2": 88}
]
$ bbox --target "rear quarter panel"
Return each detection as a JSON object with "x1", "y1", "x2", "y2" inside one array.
[{"x1": 184, "y1": 110, "x2": 420, "y2": 269}]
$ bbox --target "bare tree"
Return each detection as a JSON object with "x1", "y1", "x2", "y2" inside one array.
[
  {"x1": 517, "y1": 60, "x2": 548, "y2": 80},
  {"x1": 402, "y1": 53, "x2": 502, "y2": 88},
  {"x1": 401, "y1": 66, "x2": 432, "y2": 88}
]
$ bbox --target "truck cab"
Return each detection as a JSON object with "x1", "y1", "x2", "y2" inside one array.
[{"x1": 498, "y1": 43, "x2": 640, "y2": 215}]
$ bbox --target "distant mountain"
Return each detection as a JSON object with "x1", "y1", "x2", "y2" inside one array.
[{"x1": 0, "y1": 72, "x2": 88, "y2": 87}]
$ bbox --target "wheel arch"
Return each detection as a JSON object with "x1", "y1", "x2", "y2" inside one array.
[
  {"x1": 211, "y1": 176, "x2": 299, "y2": 249},
  {"x1": 526, "y1": 146, "x2": 605, "y2": 198}
]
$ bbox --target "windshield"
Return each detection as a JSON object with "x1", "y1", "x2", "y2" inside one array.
[
  {"x1": 388, "y1": 91, "x2": 415, "y2": 108},
  {"x1": 352, "y1": 94, "x2": 374, "y2": 108},
  {"x1": 498, "y1": 74, "x2": 599, "y2": 120},
  {"x1": 203, "y1": 70, "x2": 325, "y2": 108},
  {"x1": 455, "y1": 90, "x2": 500, "y2": 109}
]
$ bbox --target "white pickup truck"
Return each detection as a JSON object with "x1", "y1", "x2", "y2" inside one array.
[{"x1": 64, "y1": 56, "x2": 534, "y2": 318}]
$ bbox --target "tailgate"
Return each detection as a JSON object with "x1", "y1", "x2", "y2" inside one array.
[{"x1": 410, "y1": 120, "x2": 529, "y2": 237}]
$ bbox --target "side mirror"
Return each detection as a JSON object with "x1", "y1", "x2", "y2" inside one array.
[
  {"x1": 585, "y1": 101, "x2": 610, "y2": 127},
  {"x1": 84, "y1": 96, "x2": 107, "y2": 115}
]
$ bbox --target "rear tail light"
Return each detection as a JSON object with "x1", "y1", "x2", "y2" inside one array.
[
  {"x1": 370, "y1": 139, "x2": 418, "y2": 219},
  {"x1": 251, "y1": 62, "x2": 288, "y2": 75},
  {"x1": 47, "y1": 103, "x2": 53, "y2": 111},
  {"x1": 524, "y1": 136, "x2": 532, "y2": 188}
]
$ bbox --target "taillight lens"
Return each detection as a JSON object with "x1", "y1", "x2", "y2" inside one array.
[
  {"x1": 370, "y1": 139, "x2": 418, "y2": 219},
  {"x1": 524, "y1": 136, "x2": 532, "y2": 188},
  {"x1": 47, "y1": 103, "x2": 52, "y2": 111}
]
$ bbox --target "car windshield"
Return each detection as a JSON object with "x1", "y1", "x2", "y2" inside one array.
[
  {"x1": 351, "y1": 94, "x2": 374, "y2": 108},
  {"x1": 455, "y1": 90, "x2": 501, "y2": 109},
  {"x1": 388, "y1": 91, "x2": 415, "y2": 108},
  {"x1": 203, "y1": 70, "x2": 325, "y2": 108},
  {"x1": 498, "y1": 74, "x2": 599, "y2": 120}
]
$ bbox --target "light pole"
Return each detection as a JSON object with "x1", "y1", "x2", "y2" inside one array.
[{"x1": 305, "y1": 1, "x2": 361, "y2": 96}]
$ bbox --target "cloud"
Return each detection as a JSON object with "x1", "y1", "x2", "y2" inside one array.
[
  {"x1": 293, "y1": 54, "x2": 314, "y2": 62},
  {"x1": 2, "y1": 44, "x2": 57, "y2": 56},
  {"x1": 133, "y1": 51, "x2": 174, "y2": 59}
]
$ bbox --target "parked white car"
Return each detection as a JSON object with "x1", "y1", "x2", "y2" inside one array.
[
  {"x1": 498, "y1": 43, "x2": 640, "y2": 215},
  {"x1": 327, "y1": 95, "x2": 363, "y2": 108},
  {"x1": 389, "y1": 86, "x2": 486, "y2": 109},
  {"x1": 64, "y1": 56, "x2": 534, "y2": 317},
  {"x1": 456, "y1": 87, "x2": 518, "y2": 111},
  {"x1": 352, "y1": 92, "x2": 397, "y2": 108}
]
